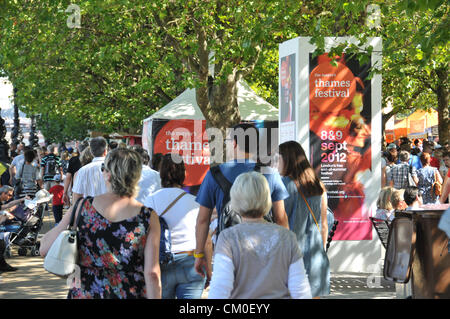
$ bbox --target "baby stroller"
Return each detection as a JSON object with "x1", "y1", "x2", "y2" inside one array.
[{"x1": 7, "y1": 202, "x2": 47, "y2": 256}]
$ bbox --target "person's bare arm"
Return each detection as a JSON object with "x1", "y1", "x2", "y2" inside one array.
[
  {"x1": 9, "y1": 165, "x2": 16, "y2": 185},
  {"x1": 144, "y1": 210, "x2": 161, "y2": 299},
  {"x1": 320, "y1": 192, "x2": 328, "y2": 250},
  {"x1": 40, "y1": 204, "x2": 75, "y2": 256},
  {"x1": 63, "y1": 173, "x2": 73, "y2": 205},
  {"x1": 194, "y1": 205, "x2": 213, "y2": 279},
  {"x1": 272, "y1": 199, "x2": 289, "y2": 229},
  {"x1": 2, "y1": 197, "x2": 26, "y2": 210},
  {"x1": 440, "y1": 176, "x2": 450, "y2": 204}
]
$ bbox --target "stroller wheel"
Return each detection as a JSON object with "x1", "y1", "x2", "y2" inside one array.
[
  {"x1": 18, "y1": 247, "x2": 28, "y2": 256},
  {"x1": 31, "y1": 242, "x2": 41, "y2": 256}
]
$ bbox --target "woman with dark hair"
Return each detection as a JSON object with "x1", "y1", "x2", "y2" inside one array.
[
  {"x1": 151, "y1": 153, "x2": 164, "y2": 172},
  {"x1": 17, "y1": 149, "x2": 43, "y2": 198},
  {"x1": 144, "y1": 154, "x2": 208, "y2": 299},
  {"x1": 278, "y1": 140, "x2": 330, "y2": 298},
  {"x1": 417, "y1": 152, "x2": 443, "y2": 204},
  {"x1": 41, "y1": 148, "x2": 161, "y2": 299}
]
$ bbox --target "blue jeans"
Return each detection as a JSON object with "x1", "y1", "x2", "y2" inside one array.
[
  {"x1": 0, "y1": 224, "x2": 20, "y2": 233},
  {"x1": 161, "y1": 253, "x2": 206, "y2": 299}
]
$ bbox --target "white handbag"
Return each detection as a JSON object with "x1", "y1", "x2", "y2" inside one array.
[{"x1": 44, "y1": 197, "x2": 87, "y2": 278}]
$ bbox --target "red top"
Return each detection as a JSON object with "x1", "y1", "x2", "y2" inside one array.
[
  {"x1": 49, "y1": 185, "x2": 64, "y2": 206},
  {"x1": 430, "y1": 156, "x2": 440, "y2": 168}
]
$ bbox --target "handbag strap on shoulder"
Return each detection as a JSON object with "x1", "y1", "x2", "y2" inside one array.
[
  {"x1": 160, "y1": 191, "x2": 187, "y2": 218},
  {"x1": 298, "y1": 187, "x2": 320, "y2": 231},
  {"x1": 69, "y1": 196, "x2": 92, "y2": 231}
]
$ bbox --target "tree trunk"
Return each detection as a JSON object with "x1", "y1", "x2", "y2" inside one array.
[
  {"x1": 196, "y1": 75, "x2": 242, "y2": 164},
  {"x1": 436, "y1": 68, "x2": 449, "y2": 146}
]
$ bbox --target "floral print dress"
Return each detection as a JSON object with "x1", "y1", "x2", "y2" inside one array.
[
  {"x1": 417, "y1": 166, "x2": 440, "y2": 204},
  {"x1": 68, "y1": 197, "x2": 152, "y2": 299}
]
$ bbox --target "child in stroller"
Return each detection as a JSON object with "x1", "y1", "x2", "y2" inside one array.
[{"x1": 2, "y1": 189, "x2": 52, "y2": 257}]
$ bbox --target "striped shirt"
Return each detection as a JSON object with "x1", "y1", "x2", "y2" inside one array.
[{"x1": 72, "y1": 157, "x2": 107, "y2": 197}]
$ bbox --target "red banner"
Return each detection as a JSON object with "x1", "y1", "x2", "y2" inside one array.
[
  {"x1": 309, "y1": 53, "x2": 372, "y2": 240},
  {"x1": 153, "y1": 119, "x2": 210, "y2": 186}
]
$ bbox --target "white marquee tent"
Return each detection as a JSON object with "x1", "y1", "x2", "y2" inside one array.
[{"x1": 142, "y1": 80, "x2": 279, "y2": 151}]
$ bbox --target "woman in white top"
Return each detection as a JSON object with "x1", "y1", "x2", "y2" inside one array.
[
  {"x1": 144, "y1": 154, "x2": 208, "y2": 299},
  {"x1": 208, "y1": 171, "x2": 312, "y2": 299}
]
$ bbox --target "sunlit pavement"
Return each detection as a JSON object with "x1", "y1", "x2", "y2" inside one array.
[{"x1": 0, "y1": 212, "x2": 396, "y2": 299}]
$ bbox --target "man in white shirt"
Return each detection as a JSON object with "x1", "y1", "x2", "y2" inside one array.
[
  {"x1": 72, "y1": 137, "x2": 108, "y2": 202},
  {"x1": 9, "y1": 143, "x2": 26, "y2": 186},
  {"x1": 129, "y1": 146, "x2": 161, "y2": 204}
]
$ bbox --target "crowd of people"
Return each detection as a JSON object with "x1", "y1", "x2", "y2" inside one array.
[
  {"x1": 2, "y1": 128, "x2": 449, "y2": 299},
  {"x1": 40, "y1": 124, "x2": 331, "y2": 299},
  {"x1": 376, "y1": 137, "x2": 450, "y2": 221}
]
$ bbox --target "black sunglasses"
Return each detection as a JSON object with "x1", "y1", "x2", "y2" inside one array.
[{"x1": 101, "y1": 163, "x2": 106, "y2": 172}]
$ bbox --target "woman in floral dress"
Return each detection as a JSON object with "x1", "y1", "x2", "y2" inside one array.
[{"x1": 41, "y1": 148, "x2": 161, "y2": 299}]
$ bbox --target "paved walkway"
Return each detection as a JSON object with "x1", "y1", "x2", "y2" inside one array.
[{"x1": 1, "y1": 212, "x2": 396, "y2": 299}]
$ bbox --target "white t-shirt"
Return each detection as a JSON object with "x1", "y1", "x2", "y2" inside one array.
[
  {"x1": 144, "y1": 188, "x2": 199, "y2": 253},
  {"x1": 72, "y1": 157, "x2": 107, "y2": 197},
  {"x1": 135, "y1": 165, "x2": 161, "y2": 204},
  {"x1": 11, "y1": 154, "x2": 25, "y2": 178}
]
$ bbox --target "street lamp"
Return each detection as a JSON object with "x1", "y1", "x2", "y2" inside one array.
[{"x1": 11, "y1": 88, "x2": 23, "y2": 146}]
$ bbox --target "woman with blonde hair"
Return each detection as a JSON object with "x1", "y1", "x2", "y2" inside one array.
[
  {"x1": 390, "y1": 189, "x2": 407, "y2": 211},
  {"x1": 208, "y1": 171, "x2": 311, "y2": 299},
  {"x1": 374, "y1": 187, "x2": 395, "y2": 221},
  {"x1": 40, "y1": 148, "x2": 161, "y2": 299}
]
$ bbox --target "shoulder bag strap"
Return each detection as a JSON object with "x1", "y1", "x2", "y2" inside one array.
[
  {"x1": 210, "y1": 165, "x2": 232, "y2": 197},
  {"x1": 298, "y1": 187, "x2": 320, "y2": 231},
  {"x1": 434, "y1": 168, "x2": 440, "y2": 183},
  {"x1": 160, "y1": 191, "x2": 188, "y2": 218},
  {"x1": 19, "y1": 161, "x2": 26, "y2": 179},
  {"x1": 69, "y1": 196, "x2": 91, "y2": 231},
  {"x1": 68, "y1": 197, "x2": 84, "y2": 230}
]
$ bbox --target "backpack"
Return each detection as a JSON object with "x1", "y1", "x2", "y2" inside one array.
[
  {"x1": 159, "y1": 191, "x2": 188, "y2": 266},
  {"x1": 211, "y1": 162, "x2": 270, "y2": 237},
  {"x1": 44, "y1": 156, "x2": 58, "y2": 177}
]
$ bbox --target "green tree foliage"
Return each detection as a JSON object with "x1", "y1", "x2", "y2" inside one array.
[
  {"x1": 0, "y1": 0, "x2": 448, "y2": 144},
  {"x1": 0, "y1": 1, "x2": 187, "y2": 141}
]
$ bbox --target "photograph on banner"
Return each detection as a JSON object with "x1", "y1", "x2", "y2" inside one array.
[
  {"x1": 279, "y1": 53, "x2": 296, "y2": 142},
  {"x1": 309, "y1": 52, "x2": 372, "y2": 241}
]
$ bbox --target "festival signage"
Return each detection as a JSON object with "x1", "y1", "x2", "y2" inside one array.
[
  {"x1": 279, "y1": 37, "x2": 382, "y2": 244},
  {"x1": 279, "y1": 53, "x2": 296, "y2": 143},
  {"x1": 309, "y1": 53, "x2": 373, "y2": 240},
  {"x1": 152, "y1": 119, "x2": 210, "y2": 187}
]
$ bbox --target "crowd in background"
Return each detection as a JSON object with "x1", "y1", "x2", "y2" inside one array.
[
  {"x1": 1, "y1": 131, "x2": 449, "y2": 299},
  {"x1": 376, "y1": 137, "x2": 450, "y2": 221},
  {"x1": 33, "y1": 127, "x2": 329, "y2": 299}
]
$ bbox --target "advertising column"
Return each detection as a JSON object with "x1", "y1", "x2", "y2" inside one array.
[{"x1": 279, "y1": 37, "x2": 382, "y2": 272}]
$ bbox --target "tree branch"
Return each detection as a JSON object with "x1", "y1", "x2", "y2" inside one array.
[{"x1": 151, "y1": 11, "x2": 200, "y2": 74}]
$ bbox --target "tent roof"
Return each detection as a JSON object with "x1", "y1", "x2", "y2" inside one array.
[{"x1": 144, "y1": 81, "x2": 278, "y2": 122}]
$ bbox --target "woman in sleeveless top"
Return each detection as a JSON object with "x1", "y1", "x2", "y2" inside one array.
[
  {"x1": 278, "y1": 141, "x2": 330, "y2": 298},
  {"x1": 40, "y1": 148, "x2": 161, "y2": 299},
  {"x1": 145, "y1": 154, "x2": 207, "y2": 299},
  {"x1": 417, "y1": 152, "x2": 443, "y2": 204}
]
